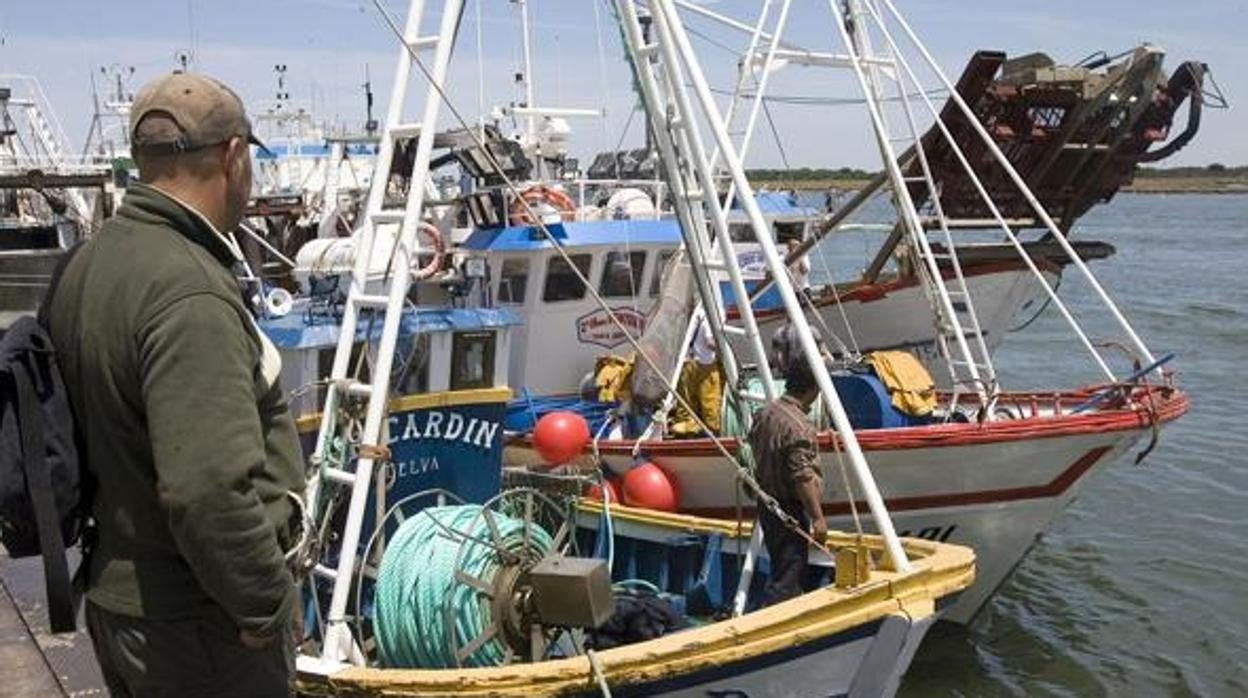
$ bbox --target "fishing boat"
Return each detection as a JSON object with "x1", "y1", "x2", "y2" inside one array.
[
  {"x1": 444, "y1": 32, "x2": 1214, "y2": 398},
  {"x1": 507, "y1": 381, "x2": 1185, "y2": 624},
  {"x1": 284, "y1": 1, "x2": 975, "y2": 695},
  {"x1": 269, "y1": 252, "x2": 976, "y2": 696},
  {"x1": 500, "y1": 0, "x2": 1194, "y2": 626},
  {"x1": 241, "y1": 66, "x2": 381, "y2": 289},
  {"x1": 0, "y1": 75, "x2": 112, "y2": 328}
]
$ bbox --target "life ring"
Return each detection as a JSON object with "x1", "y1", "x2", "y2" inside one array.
[
  {"x1": 509, "y1": 185, "x2": 576, "y2": 226},
  {"x1": 412, "y1": 222, "x2": 445, "y2": 280}
]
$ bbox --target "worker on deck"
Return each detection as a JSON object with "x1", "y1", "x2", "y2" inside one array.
[
  {"x1": 668, "y1": 316, "x2": 724, "y2": 438},
  {"x1": 46, "y1": 74, "x2": 303, "y2": 696},
  {"x1": 749, "y1": 324, "x2": 828, "y2": 605},
  {"x1": 786, "y1": 238, "x2": 813, "y2": 299}
]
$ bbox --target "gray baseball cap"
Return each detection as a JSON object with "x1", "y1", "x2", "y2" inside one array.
[{"x1": 129, "y1": 72, "x2": 270, "y2": 155}]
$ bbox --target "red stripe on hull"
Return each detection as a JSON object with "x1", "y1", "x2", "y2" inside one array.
[
  {"x1": 683, "y1": 445, "x2": 1114, "y2": 519},
  {"x1": 513, "y1": 387, "x2": 1189, "y2": 457}
]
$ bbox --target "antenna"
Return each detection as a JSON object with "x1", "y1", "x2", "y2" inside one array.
[
  {"x1": 363, "y1": 64, "x2": 377, "y2": 134},
  {"x1": 84, "y1": 68, "x2": 103, "y2": 157},
  {"x1": 275, "y1": 64, "x2": 290, "y2": 112},
  {"x1": 174, "y1": 49, "x2": 191, "y2": 74}
]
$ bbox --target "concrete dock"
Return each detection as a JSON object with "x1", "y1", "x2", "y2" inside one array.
[{"x1": 0, "y1": 552, "x2": 104, "y2": 697}]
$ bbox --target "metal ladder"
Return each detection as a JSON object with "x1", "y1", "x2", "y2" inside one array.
[
  {"x1": 303, "y1": 0, "x2": 464, "y2": 665},
  {"x1": 837, "y1": 0, "x2": 996, "y2": 410},
  {"x1": 614, "y1": 0, "x2": 912, "y2": 576}
]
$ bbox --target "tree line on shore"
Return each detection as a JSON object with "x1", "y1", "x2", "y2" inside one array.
[{"x1": 746, "y1": 164, "x2": 1246, "y2": 182}]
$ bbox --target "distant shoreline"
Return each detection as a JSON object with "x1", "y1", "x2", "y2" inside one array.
[{"x1": 748, "y1": 177, "x2": 1248, "y2": 195}]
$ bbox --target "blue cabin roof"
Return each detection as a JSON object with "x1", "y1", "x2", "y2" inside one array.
[
  {"x1": 460, "y1": 219, "x2": 681, "y2": 253},
  {"x1": 253, "y1": 142, "x2": 378, "y2": 160},
  {"x1": 259, "y1": 303, "x2": 521, "y2": 351},
  {"x1": 730, "y1": 191, "x2": 819, "y2": 217}
]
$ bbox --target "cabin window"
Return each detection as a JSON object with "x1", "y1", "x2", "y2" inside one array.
[
  {"x1": 394, "y1": 333, "x2": 431, "y2": 394},
  {"x1": 497, "y1": 258, "x2": 530, "y2": 304},
  {"x1": 650, "y1": 250, "x2": 676, "y2": 297},
  {"x1": 729, "y1": 223, "x2": 753, "y2": 243},
  {"x1": 599, "y1": 250, "x2": 646, "y2": 298},
  {"x1": 450, "y1": 331, "x2": 496, "y2": 390},
  {"x1": 542, "y1": 254, "x2": 592, "y2": 302},
  {"x1": 775, "y1": 221, "x2": 805, "y2": 245}
]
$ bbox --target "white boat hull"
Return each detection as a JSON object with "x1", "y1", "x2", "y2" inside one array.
[
  {"x1": 507, "y1": 387, "x2": 1187, "y2": 624},
  {"x1": 630, "y1": 612, "x2": 938, "y2": 697}
]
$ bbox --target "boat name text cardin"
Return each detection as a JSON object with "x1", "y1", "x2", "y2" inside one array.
[{"x1": 387, "y1": 410, "x2": 501, "y2": 450}]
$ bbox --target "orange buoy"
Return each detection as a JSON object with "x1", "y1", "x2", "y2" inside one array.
[
  {"x1": 509, "y1": 185, "x2": 577, "y2": 226},
  {"x1": 621, "y1": 462, "x2": 680, "y2": 512},
  {"x1": 532, "y1": 411, "x2": 590, "y2": 466},
  {"x1": 586, "y1": 478, "x2": 621, "y2": 504}
]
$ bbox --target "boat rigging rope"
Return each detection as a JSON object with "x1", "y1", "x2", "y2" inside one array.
[
  {"x1": 586, "y1": 649, "x2": 614, "y2": 698},
  {"x1": 374, "y1": 504, "x2": 554, "y2": 669},
  {"x1": 367, "y1": 0, "x2": 834, "y2": 560}
]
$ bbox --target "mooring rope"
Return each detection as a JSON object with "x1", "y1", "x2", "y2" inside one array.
[{"x1": 374, "y1": 504, "x2": 554, "y2": 668}]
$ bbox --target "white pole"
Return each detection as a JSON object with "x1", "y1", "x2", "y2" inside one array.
[
  {"x1": 645, "y1": 4, "x2": 778, "y2": 402},
  {"x1": 654, "y1": 0, "x2": 910, "y2": 572},
  {"x1": 518, "y1": 0, "x2": 536, "y2": 150}
]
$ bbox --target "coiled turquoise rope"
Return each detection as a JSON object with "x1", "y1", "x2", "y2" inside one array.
[{"x1": 374, "y1": 504, "x2": 554, "y2": 668}]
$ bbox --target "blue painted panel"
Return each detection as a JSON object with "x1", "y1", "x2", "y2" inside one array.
[
  {"x1": 378, "y1": 400, "x2": 506, "y2": 510},
  {"x1": 461, "y1": 219, "x2": 681, "y2": 252}
]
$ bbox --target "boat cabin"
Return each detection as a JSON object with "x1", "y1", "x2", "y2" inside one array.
[
  {"x1": 259, "y1": 302, "x2": 520, "y2": 505},
  {"x1": 456, "y1": 191, "x2": 820, "y2": 396}
]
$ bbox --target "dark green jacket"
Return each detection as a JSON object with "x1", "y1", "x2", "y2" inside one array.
[{"x1": 47, "y1": 183, "x2": 304, "y2": 637}]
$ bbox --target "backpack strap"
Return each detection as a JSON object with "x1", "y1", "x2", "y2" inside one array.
[{"x1": 13, "y1": 366, "x2": 75, "y2": 633}]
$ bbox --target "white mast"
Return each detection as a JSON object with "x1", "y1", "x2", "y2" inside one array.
[
  {"x1": 613, "y1": 0, "x2": 913, "y2": 572},
  {"x1": 302, "y1": 0, "x2": 466, "y2": 666}
]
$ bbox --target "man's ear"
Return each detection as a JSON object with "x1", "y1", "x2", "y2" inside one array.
[{"x1": 224, "y1": 136, "x2": 247, "y2": 170}]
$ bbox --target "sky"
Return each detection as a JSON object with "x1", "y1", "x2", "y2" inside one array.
[{"x1": 0, "y1": 0, "x2": 1241, "y2": 169}]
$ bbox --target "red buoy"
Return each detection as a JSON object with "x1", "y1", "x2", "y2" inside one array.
[
  {"x1": 586, "y1": 478, "x2": 621, "y2": 504},
  {"x1": 621, "y1": 462, "x2": 680, "y2": 512},
  {"x1": 533, "y1": 411, "x2": 591, "y2": 466}
]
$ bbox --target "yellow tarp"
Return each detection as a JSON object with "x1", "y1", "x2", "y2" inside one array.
[
  {"x1": 668, "y1": 360, "x2": 724, "y2": 437},
  {"x1": 866, "y1": 350, "x2": 937, "y2": 416},
  {"x1": 593, "y1": 354, "x2": 636, "y2": 403},
  {"x1": 591, "y1": 354, "x2": 724, "y2": 437}
]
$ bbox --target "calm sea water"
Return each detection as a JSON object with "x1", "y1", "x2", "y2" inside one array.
[{"x1": 850, "y1": 193, "x2": 1248, "y2": 697}]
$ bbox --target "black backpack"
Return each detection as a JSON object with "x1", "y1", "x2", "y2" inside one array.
[{"x1": 0, "y1": 245, "x2": 91, "y2": 633}]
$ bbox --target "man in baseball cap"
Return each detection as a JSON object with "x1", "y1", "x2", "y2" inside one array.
[
  {"x1": 126, "y1": 72, "x2": 269, "y2": 237},
  {"x1": 45, "y1": 72, "x2": 303, "y2": 695},
  {"x1": 130, "y1": 72, "x2": 270, "y2": 156}
]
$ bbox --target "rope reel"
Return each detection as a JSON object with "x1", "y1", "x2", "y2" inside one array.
[{"x1": 372, "y1": 489, "x2": 578, "y2": 668}]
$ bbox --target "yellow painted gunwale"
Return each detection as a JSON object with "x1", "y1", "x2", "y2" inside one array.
[
  {"x1": 293, "y1": 387, "x2": 514, "y2": 433},
  {"x1": 299, "y1": 501, "x2": 975, "y2": 697}
]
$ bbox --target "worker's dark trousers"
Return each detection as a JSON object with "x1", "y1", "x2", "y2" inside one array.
[
  {"x1": 759, "y1": 498, "x2": 812, "y2": 606},
  {"x1": 86, "y1": 600, "x2": 293, "y2": 698}
]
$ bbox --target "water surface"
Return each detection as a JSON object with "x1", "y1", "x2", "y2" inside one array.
[{"x1": 879, "y1": 193, "x2": 1248, "y2": 696}]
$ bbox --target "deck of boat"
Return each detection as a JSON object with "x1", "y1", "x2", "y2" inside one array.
[{"x1": 0, "y1": 551, "x2": 103, "y2": 697}]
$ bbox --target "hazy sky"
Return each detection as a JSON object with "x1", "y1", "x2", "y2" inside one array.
[{"x1": 0, "y1": 0, "x2": 1240, "y2": 169}]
